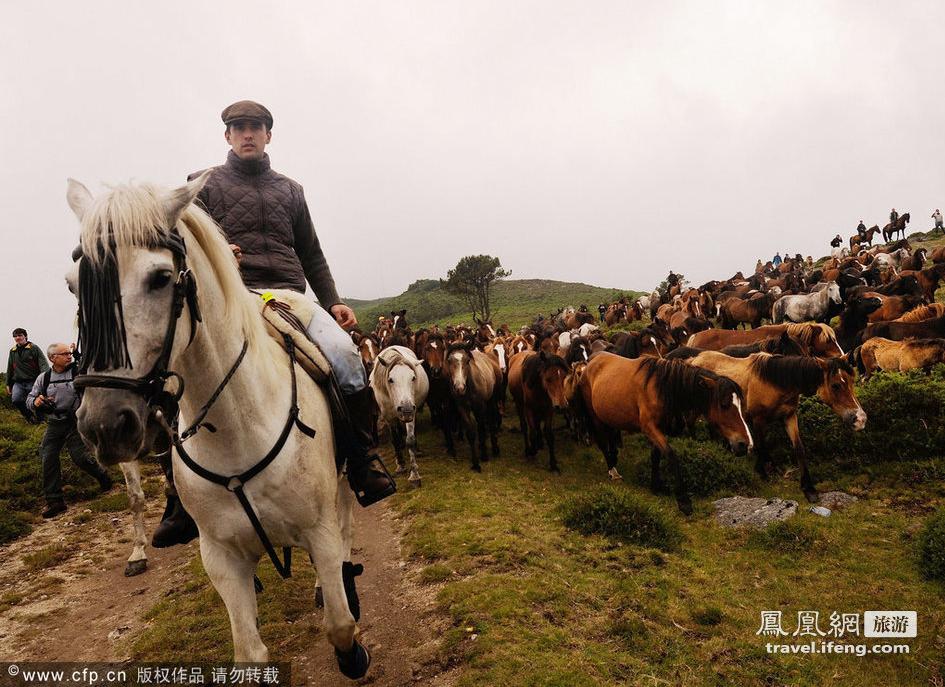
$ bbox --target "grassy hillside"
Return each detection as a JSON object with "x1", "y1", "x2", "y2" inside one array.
[{"x1": 347, "y1": 278, "x2": 644, "y2": 330}]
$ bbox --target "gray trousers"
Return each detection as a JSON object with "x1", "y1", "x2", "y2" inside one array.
[
  {"x1": 40, "y1": 417, "x2": 108, "y2": 503},
  {"x1": 305, "y1": 304, "x2": 367, "y2": 394}
]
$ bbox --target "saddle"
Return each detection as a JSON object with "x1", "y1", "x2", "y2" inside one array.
[{"x1": 254, "y1": 289, "x2": 331, "y2": 384}]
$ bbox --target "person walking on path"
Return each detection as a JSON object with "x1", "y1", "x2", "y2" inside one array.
[
  {"x1": 27, "y1": 343, "x2": 112, "y2": 518},
  {"x1": 6, "y1": 328, "x2": 48, "y2": 423}
]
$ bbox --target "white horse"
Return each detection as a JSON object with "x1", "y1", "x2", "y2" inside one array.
[
  {"x1": 65, "y1": 176, "x2": 369, "y2": 676},
  {"x1": 369, "y1": 346, "x2": 429, "y2": 487},
  {"x1": 771, "y1": 281, "x2": 842, "y2": 324}
]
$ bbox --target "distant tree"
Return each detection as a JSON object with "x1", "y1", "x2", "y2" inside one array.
[{"x1": 441, "y1": 255, "x2": 511, "y2": 321}]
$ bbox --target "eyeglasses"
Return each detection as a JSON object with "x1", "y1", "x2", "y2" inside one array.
[{"x1": 52, "y1": 352, "x2": 73, "y2": 357}]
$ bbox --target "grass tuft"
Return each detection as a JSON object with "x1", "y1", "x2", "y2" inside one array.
[
  {"x1": 559, "y1": 485, "x2": 683, "y2": 551},
  {"x1": 22, "y1": 543, "x2": 73, "y2": 571},
  {"x1": 917, "y1": 509, "x2": 945, "y2": 581}
]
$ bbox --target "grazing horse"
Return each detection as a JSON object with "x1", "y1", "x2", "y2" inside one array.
[
  {"x1": 444, "y1": 342, "x2": 501, "y2": 471},
  {"x1": 686, "y1": 352, "x2": 865, "y2": 502},
  {"x1": 577, "y1": 353, "x2": 752, "y2": 514},
  {"x1": 854, "y1": 338, "x2": 945, "y2": 378},
  {"x1": 689, "y1": 323, "x2": 845, "y2": 358},
  {"x1": 369, "y1": 346, "x2": 429, "y2": 487},
  {"x1": 882, "y1": 213, "x2": 910, "y2": 243},
  {"x1": 66, "y1": 177, "x2": 369, "y2": 674},
  {"x1": 507, "y1": 351, "x2": 570, "y2": 472},
  {"x1": 771, "y1": 282, "x2": 841, "y2": 324}
]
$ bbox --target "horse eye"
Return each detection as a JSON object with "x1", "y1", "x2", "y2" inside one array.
[
  {"x1": 831, "y1": 382, "x2": 842, "y2": 391},
  {"x1": 411, "y1": 375, "x2": 416, "y2": 381},
  {"x1": 388, "y1": 377, "x2": 394, "y2": 384},
  {"x1": 148, "y1": 270, "x2": 173, "y2": 291}
]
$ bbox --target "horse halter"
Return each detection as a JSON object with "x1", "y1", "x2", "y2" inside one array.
[{"x1": 72, "y1": 228, "x2": 202, "y2": 418}]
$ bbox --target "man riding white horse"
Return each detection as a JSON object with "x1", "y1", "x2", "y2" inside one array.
[{"x1": 152, "y1": 100, "x2": 396, "y2": 546}]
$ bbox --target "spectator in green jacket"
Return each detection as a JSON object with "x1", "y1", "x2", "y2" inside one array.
[{"x1": 6, "y1": 328, "x2": 48, "y2": 423}]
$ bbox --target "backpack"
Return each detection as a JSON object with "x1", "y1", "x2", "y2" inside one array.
[{"x1": 35, "y1": 366, "x2": 76, "y2": 420}]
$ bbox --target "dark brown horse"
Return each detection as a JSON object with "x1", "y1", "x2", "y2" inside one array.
[
  {"x1": 719, "y1": 291, "x2": 776, "y2": 329},
  {"x1": 859, "y1": 314, "x2": 945, "y2": 345},
  {"x1": 577, "y1": 353, "x2": 753, "y2": 514},
  {"x1": 882, "y1": 213, "x2": 910, "y2": 243},
  {"x1": 686, "y1": 351, "x2": 865, "y2": 502},
  {"x1": 507, "y1": 351, "x2": 570, "y2": 472}
]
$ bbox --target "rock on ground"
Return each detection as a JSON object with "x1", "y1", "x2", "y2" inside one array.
[
  {"x1": 712, "y1": 496, "x2": 798, "y2": 528},
  {"x1": 818, "y1": 491, "x2": 858, "y2": 510}
]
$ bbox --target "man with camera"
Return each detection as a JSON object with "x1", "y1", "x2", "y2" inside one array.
[{"x1": 27, "y1": 343, "x2": 112, "y2": 518}]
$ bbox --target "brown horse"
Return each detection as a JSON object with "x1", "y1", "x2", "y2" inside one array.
[
  {"x1": 897, "y1": 262, "x2": 945, "y2": 301},
  {"x1": 850, "y1": 226, "x2": 881, "y2": 249},
  {"x1": 859, "y1": 314, "x2": 945, "y2": 345},
  {"x1": 719, "y1": 291, "x2": 776, "y2": 329},
  {"x1": 854, "y1": 337, "x2": 945, "y2": 378},
  {"x1": 686, "y1": 351, "x2": 865, "y2": 502},
  {"x1": 577, "y1": 353, "x2": 753, "y2": 514},
  {"x1": 896, "y1": 302, "x2": 945, "y2": 322},
  {"x1": 604, "y1": 303, "x2": 628, "y2": 326},
  {"x1": 507, "y1": 351, "x2": 570, "y2": 472},
  {"x1": 444, "y1": 342, "x2": 502, "y2": 471},
  {"x1": 420, "y1": 333, "x2": 451, "y2": 436},
  {"x1": 688, "y1": 323, "x2": 844, "y2": 358},
  {"x1": 864, "y1": 294, "x2": 926, "y2": 323},
  {"x1": 882, "y1": 213, "x2": 910, "y2": 243},
  {"x1": 356, "y1": 333, "x2": 380, "y2": 374}
]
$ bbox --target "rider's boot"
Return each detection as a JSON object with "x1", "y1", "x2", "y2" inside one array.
[
  {"x1": 341, "y1": 387, "x2": 397, "y2": 507},
  {"x1": 151, "y1": 436, "x2": 199, "y2": 548}
]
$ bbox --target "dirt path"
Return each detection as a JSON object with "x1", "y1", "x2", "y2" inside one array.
[{"x1": 0, "y1": 482, "x2": 455, "y2": 686}]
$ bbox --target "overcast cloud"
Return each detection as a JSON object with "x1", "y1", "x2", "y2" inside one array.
[{"x1": 2, "y1": 1, "x2": 943, "y2": 350}]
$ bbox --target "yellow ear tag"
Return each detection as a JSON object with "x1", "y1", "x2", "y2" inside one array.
[{"x1": 261, "y1": 292, "x2": 275, "y2": 303}]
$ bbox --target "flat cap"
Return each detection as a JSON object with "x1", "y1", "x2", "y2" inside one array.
[{"x1": 221, "y1": 100, "x2": 273, "y2": 128}]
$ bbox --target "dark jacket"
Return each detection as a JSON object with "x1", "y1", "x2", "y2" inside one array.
[
  {"x1": 6, "y1": 342, "x2": 48, "y2": 385},
  {"x1": 189, "y1": 152, "x2": 342, "y2": 306},
  {"x1": 830, "y1": 236, "x2": 842, "y2": 247}
]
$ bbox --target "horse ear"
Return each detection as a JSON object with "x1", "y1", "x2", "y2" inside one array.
[
  {"x1": 163, "y1": 171, "x2": 209, "y2": 228},
  {"x1": 66, "y1": 178, "x2": 93, "y2": 222}
]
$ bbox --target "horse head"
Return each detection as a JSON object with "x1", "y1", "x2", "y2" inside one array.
[
  {"x1": 702, "y1": 374, "x2": 753, "y2": 456},
  {"x1": 67, "y1": 174, "x2": 211, "y2": 464},
  {"x1": 376, "y1": 349, "x2": 422, "y2": 423},
  {"x1": 818, "y1": 358, "x2": 867, "y2": 431},
  {"x1": 534, "y1": 351, "x2": 569, "y2": 409}
]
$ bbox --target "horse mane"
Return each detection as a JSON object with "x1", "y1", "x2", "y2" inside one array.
[
  {"x1": 77, "y1": 182, "x2": 268, "y2": 369},
  {"x1": 639, "y1": 358, "x2": 741, "y2": 424},
  {"x1": 784, "y1": 323, "x2": 836, "y2": 350},
  {"x1": 751, "y1": 354, "x2": 836, "y2": 395}
]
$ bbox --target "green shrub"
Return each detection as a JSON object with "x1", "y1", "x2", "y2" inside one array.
[
  {"x1": 559, "y1": 486, "x2": 683, "y2": 551},
  {"x1": 0, "y1": 510, "x2": 32, "y2": 545},
  {"x1": 628, "y1": 437, "x2": 757, "y2": 497},
  {"x1": 691, "y1": 606, "x2": 724, "y2": 626},
  {"x1": 797, "y1": 367, "x2": 945, "y2": 464},
  {"x1": 916, "y1": 509, "x2": 945, "y2": 582}
]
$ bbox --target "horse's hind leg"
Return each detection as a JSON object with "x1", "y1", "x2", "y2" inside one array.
[
  {"x1": 199, "y1": 539, "x2": 267, "y2": 662},
  {"x1": 544, "y1": 415, "x2": 560, "y2": 474},
  {"x1": 750, "y1": 421, "x2": 770, "y2": 479},
  {"x1": 119, "y1": 461, "x2": 148, "y2": 577}
]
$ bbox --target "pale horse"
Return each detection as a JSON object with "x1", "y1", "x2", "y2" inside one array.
[
  {"x1": 65, "y1": 176, "x2": 370, "y2": 677},
  {"x1": 368, "y1": 346, "x2": 429, "y2": 487},
  {"x1": 771, "y1": 281, "x2": 842, "y2": 324}
]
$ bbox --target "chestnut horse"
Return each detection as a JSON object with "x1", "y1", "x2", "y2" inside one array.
[
  {"x1": 577, "y1": 353, "x2": 753, "y2": 514},
  {"x1": 854, "y1": 337, "x2": 945, "y2": 378},
  {"x1": 685, "y1": 352, "x2": 865, "y2": 502},
  {"x1": 507, "y1": 351, "x2": 570, "y2": 472},
  {"x1": 688, "y1": 323, "x2": 844, "y2": 358}
]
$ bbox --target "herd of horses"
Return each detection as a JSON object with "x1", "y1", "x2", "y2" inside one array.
[
  {"x1": 56, "y1": 175, "x2": 943, "y2": 673},
  {"x1": 353, "y1": 233, "x2": 945, "y2": 515}
]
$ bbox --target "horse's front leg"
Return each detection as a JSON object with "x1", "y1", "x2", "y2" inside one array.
[
  {"x1": 784, "y1": 413, "x2": 818, "y2": 502},
  {"x1": 544, "y1": 413, "x2": 560, "y2": 474},
  {"x1": 119, "y1": 461, "x2": 148, "y2": 577},
  {"x1": 458, "y1": 405, "x2": 480, "y2": 471},
  {"x1": 405, "y1": 419, "x2": 421, "y2": 487},
  {"x1": 305, "y1": 520, "x2": 370, "y2": 680},
  {"x1": 643, "y1": 424, "x2": 691, "y2": 515},
  {"x1": 390, "y1": 422, "x2": 407, "y2": 474},
  {"x1": 474, "y1": 406, "x2": 489, "y2": 464},
  {"x1": 199, "y1": 538, "x2": 267, "y2": 662}
]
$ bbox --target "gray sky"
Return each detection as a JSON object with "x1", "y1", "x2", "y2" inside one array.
[{"x1": 2, "y1": 1, "x2": 943, "y2": 351}]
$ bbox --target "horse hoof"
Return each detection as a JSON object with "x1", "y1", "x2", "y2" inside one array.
[
  {"x1": 314, "y1": 587, "x2": 324, "y2": 608},
  {"x1": 804, "y1": 490, "x2": 820, "y2": 504},
  {"x1": 471, "y1": 464, "x2": 482, "y2": 473},
  {"x1": 335, "y1": 640, "x2": 371, "y2": 680},
  {"x1": 124, "y1": 559, "x2": 148, "y2": 577},
  {"x1": 677, "y1": 500, "x2": 694, "y2": 516},
  {"x1": 410, "y1": 478, "x2": 422, "y2": 488}
]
